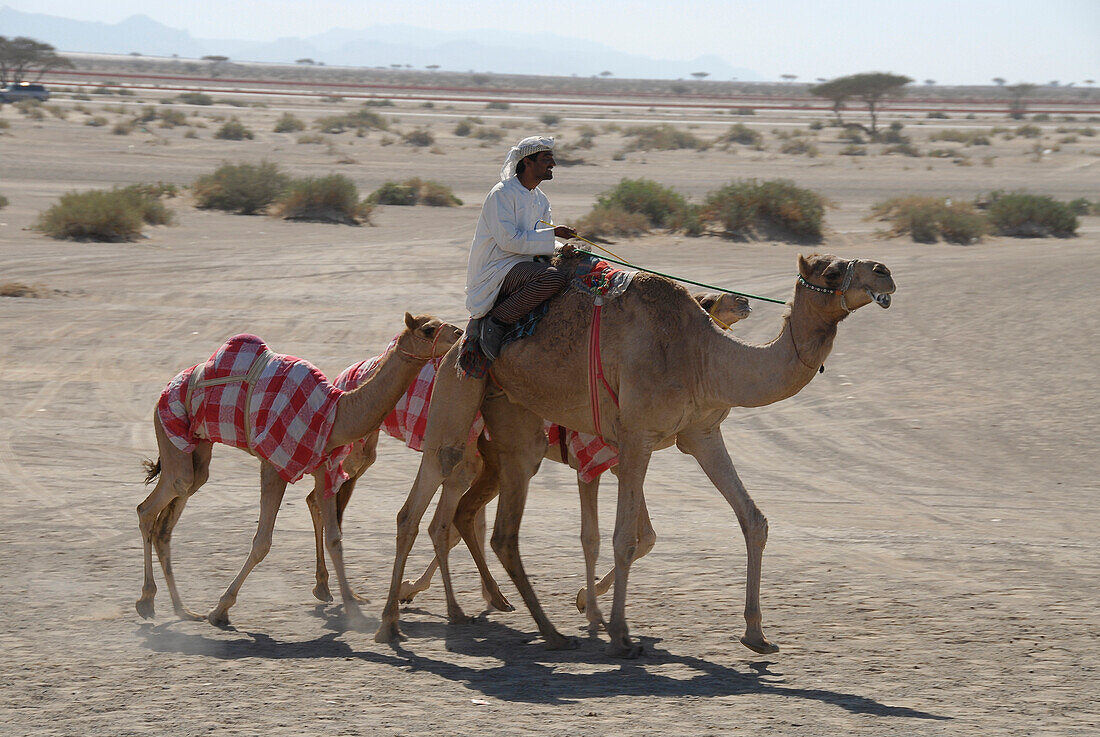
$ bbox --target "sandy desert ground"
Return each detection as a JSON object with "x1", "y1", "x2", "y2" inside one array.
[{"x1": 1, "y1": 86, "x2": 1098, "y2": 736}]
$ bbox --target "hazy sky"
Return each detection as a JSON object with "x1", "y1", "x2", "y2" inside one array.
[{"x1": 4, "y1": 0, "x2": 1098, "y2": 85}]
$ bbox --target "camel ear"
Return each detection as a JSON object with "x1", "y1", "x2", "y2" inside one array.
[
  {"x1": 797, "y1": 254, "x2": 811, "y2": 276},
  {"x1": 696, "y1": 293, "x2": 718, "y2": 312},
  {"x1": 404, "y1": 312, "x2": 416, "y2": 331}
]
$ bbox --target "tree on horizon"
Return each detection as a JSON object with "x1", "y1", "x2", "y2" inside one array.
[{"x1": 0, "y1": 36, "x2": 73, "y2": 86}]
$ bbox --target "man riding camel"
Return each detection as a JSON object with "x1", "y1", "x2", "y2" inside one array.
[{"x1": 466, "y1": 135, "x2": 577, "y2": 360}]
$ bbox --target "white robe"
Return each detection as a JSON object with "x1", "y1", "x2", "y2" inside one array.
[{"x1": 465, "y1": 176, "x2": 558, "y2": 318}]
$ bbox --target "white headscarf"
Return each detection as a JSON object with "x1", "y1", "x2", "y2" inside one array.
[{"x1": 500, "y1": 135, "x2": 554, "y2": 182}]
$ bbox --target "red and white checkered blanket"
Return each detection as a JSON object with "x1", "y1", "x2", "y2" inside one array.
[
  {"x1": 334, "y1": 336, "x2": 484, "y2": 451},
  {"x1": 157, "y1": 334, "x2": 350, "y2": 496},
  {"x1": 339, "y1": 335, "x2": 617, "y2": 482}
]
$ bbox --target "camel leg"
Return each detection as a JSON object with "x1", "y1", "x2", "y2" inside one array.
[
  {"x1": 605, "y1": 438, "x2": 653, "y2": 658},
  {"x1": 576, "y1": 473, "x2": 605, "y2": 633},
  {"x1": 677, "y1": 429, "x2": 778, "y2": 655},
  {"x1": 207, "y1": 462, "x2": 288, "y2": 627},
  {"x1": 375, "y1": 344, "x2": 486, "y2": 643},
  {"x1": 151, "y1": 440, "x2": 213, "y2": 621},
  {"x1": 450, "y1": 440, "x2": 513, "y2": 612},
  {"x1": 578, "y1": 485, "x2": 657, "y2": 613},
  {"x1": 483, "y1": 398, "x2": 576, "y2": 650},
  {"x1": 427, "y1": 446, "x2": 481, "y2": 624},
  {"x1": 136, "y1": 414, "x2": 198, "y2": 619},
  {"x1": 308, "y1": 434, "x2": 375, "y2": 603},
  {"x1": 317, "y1": 481, "x2": 370, "y2": 630}
]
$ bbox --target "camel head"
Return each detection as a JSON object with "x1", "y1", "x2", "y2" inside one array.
[
  {"x1": 695, "y1": 292, "x2": 752, "y2": 326},
  {"x1": 398, "y1": 313, "x2": 463, "y2": 360},
  {"x1": 796, "y1": 254, "x2": 895, "y2": 318}
]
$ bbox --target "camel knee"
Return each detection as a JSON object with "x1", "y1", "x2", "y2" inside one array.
[
  {"x1": 612, "y1": 529, "x2": 639, "y2": 564},
  {"x1": 250, "y1": 533, "x2": 275, "y2": 562},
  {"x1": 637, "y1": 527, "x2": 656, "y2": 558},
  {"x1": 745, "y1": 510, "x2": 768, "y2": 550},
  {"x1": 437, "y1": 446, "x2": 466, "y2": 478},
  {"x1": 490, "y1": 529, "x2": 518, "y2": 559}
]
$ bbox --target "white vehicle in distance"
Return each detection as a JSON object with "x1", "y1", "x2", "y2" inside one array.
[{"x1": 0, "y1": 83, "x2": 50, "y2": 103}]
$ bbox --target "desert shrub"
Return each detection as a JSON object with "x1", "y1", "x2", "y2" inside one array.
[
  {"x1": 880, "y1": 122, "x2": 909, "y2": 143},
  {"x1": 192, "y1": 160, "x2": 289, "y2": 214},
  {"x1": 115, "y1": 184, "x2": 174, "y2": 225},
  {"x1": 214, "y1": 118, "x2": 254, "y2": 140},
  {"x1": 402, "y1": 128, "x2": 434, "y2": 146},
  {"x1": 1032, "y1": 113, "x2": 1051, "y2": 122},
  {"x1": 926, "y1": 111, "x2": 949, "y2": 119},
  {"x1": 176, "y1": 92, "x2": 214, "y2": 105},
  {"x1": 928, "y1": 148, "x2": 959, "y2": 158},
  {"x1": 158, "y1": 108, "x2": 187, "y2": 128},
  {"x1": 699, "y1": 179, "x2": 827, "y2": 241},
  {"x1": 297, "y1": 133, "x2": 326, "y2": 144},
  {"x1": 0, "y1": 194, "x2": 8, "y2": 209},
  {"x1": 869, "y1": 196, "x2": 986, "y2": 244},
  {"x1": 884, "y1": 142, "x2": 921, "y2": 157},
  {"x1": 84, "y1": 116, "x2": 108, "y2": 127},
  {"x1": 984, "y1": 191, "x2": 1078, "y2": 237},
  {"x1": 316, "y1": 109, "x2": 388, "y2": 133},
  {"x1": 930, "y1": 129, "x2": 990, "y2": 145},
  {"x1": 734, "y1": 107, "x2": 755, "y2": 116},
  {"x1": 276, "y1": 174, "x2": 373, "y2": 224},
  {"x1": 570, "y1": 206, "x2": 650, "y2": 240},
  {"x1": 0, "y1": 118, "x2": 9, "y2": 129},
  {"x1": 622, "y1": 124, "x2": 706, "y2": 151},
  {"x1": 594, "y1": 178, "x2": 689, "y2": 229},
  {"x1": 454, "y1": 120, "x2": 472, "y2": 136},
  {"x1": 809, "y1": 120, "x2": 825, "y2": 130},
  {"x1": 485, "y1": 101, "x2": 510, "y2": 110},
  {"x1": 274, "y1": 113, "x2": 305, "y2": 132},
  {"x1": 473, "y1": 126, "x2": 504, "y2": 142},
  {"x1": 45, "y1": 105, "x2": 67, "y2": 119},
  {"x1": 363, "y1": 98, "x2": 395, "y2": 107},
  {"x1": 720, "y1": 123, "x2": 763, "y2": 146},
  {"x1": 1015, "y1": 124, "x2": 1042, "y2": 138},
  {"x1": 134, "y1": 106, "x2": 157, "y2": 123},
  {"x1": 539, "y1": 113, "x2": 561, "y2": 126},
  {"x1": 112, "y1": 120, "x2": 134, "y2": 135},
  {"x1": 839, "y1": 128, "x2": 865, "y2": 143},
  {"x1": 839, "y1": 144, "x2": 867, "y2": 156},
  {"x1": 367, "y1": 178, "x2": 462, "y2": 206},
  {"x1": 779, "y1": 138, "x2": 818, "y2": 156},
  {"x1": 34, "y1": 186, "x2": 173, "y2": 241}
]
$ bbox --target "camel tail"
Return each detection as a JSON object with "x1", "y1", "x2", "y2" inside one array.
[{"x1": 143, "y1": 457, "x2": 161, "y2": 484}]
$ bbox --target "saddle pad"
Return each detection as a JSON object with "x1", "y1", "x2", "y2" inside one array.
[
  {"x1": 158, "y1": 334, "x2": 349, "y2": 494},
  {"x1": 348, "y1": 343, "x2": 616, "y2": 480},
  {"x1": 336, "y1": 335, "x2": 484, "y2": 451},
  {"x1": 571, "y1": 254, "x2": 635, "y2": 300}
]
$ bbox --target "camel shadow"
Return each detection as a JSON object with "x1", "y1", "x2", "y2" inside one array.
[{"x1": 137, "y1": 611, "x2": 949, "y2": 721}]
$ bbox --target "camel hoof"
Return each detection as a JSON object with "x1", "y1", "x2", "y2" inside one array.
[
  {"x1": 312, "y1": 583, "x2": 334, "y2": 603},
  {"x1": 487, "y1": 593, "x2": 515, "y2": 613},
  {"x1": 740, "y1": 634, "x2": 780, "y2": 655},
  {"x1": 374, "y1": 622, "x2": 406, "y2": 644},
  {"x1": 174, "y1": 607, "x2": 205, "y2": 622},
  {"x1": 545, "y1": 634, "x2": 581, "y2": 651},
  {"x1": 207, "y1": 610, "x2": 231, "y2": 628},
  {"x1": 351, "y1": 590, "x2": 369, "y2": 604},
  {"x1": 575, "y1": 588, "x2": 587, "y2": 613},
  {"x1": 448, "y1": 611, "x2": 473, "y2": 626},
  {"x1": 606, "y1": 640, "x2": 645, "y2": 659},
  {"x1": 135, "y1": 598, "x2": 155, "y2": 619},
  {"x1": 398, "y1": 579, "x2": 425, "y2": 603}
]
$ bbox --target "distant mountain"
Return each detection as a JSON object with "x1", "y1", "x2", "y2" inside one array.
[{"x1": 0, "y1": 7, "x2": 763, "y2": 81}]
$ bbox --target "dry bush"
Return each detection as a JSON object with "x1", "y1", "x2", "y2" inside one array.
[
  {"x1": 0, "y1": 282, "x2": 52, "y2": 298},
  {"x1": 700, "y1": 179, "x2": 828, "y2": 241},
  {"x1": 34, "y1": 185, "x2": 174, "y2": 241},
  {"x1": 594, "y1": 178, "x2": 690, "y2": 229},
  {"x1": 930, "y1": 129, "x2": 991, "y2": 145},
  {"x1": 622, "y1": 124, "x2": 706, "y2": 152},
  {"x1": 84, "y1": 116, "x2": 108, "y2": 127},
  {"x1": 193, "y1": 161, "x2": 289, "y2": 214},
  {"x1": 983, "y1": 191, "x2": 1078, "y2": 237},
  {"x1": 870, "y1": 196, "x2": 986, "y2": 244},
  {"x1": 176, "y1": 92, "x2": 214, "y2": 105},
  {"x1": 570, "y1": 206, "x2": 650, "y2": 241},
  {"x1": 214, "y1": 118, "x2": 254, "y2": 140},
  {"x1": 316, "y1": 109, "x2": 388, "y2": 134},
  {"x1": 0, "y1": 194, "x2": 8, "y2": 209},
  {"x1": 274, "y1": 113, "x2": 305, "y2": 132},
  {"x1": 719, "y1": 123, "x2": 763, "y2": 147},
  {"x1": 402, "y1": 128, "x2": 434, "y2": 147},
  {"x1": 276, "y1": 175, "x2": 373, "y2": 225},
  {"x1": 367, "y1": 178, "x2": 462, "y2": 207},
  {"x1": 779, "y1": 138, "x2": 819, "y2": 156}
]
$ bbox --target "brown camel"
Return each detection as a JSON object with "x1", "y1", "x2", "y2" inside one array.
[
  {"x1": 374, "y1": 254, "x2": 895, "y2": 657},
  {"x1": 135, "y1": 313, "x2": 461, "y2": 630},
  {"x1": 301, "y1": 293, "x2": 750, "y2": 613},
  {"x1": 388, "y1": 292, "x2": 752, "y2": 627}
]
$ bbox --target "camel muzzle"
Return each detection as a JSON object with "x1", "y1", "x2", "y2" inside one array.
[{"x1": 870, "y1": 291, "x2": 891, "y2": 308}]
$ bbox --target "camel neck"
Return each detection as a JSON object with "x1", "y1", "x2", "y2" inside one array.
[
  {"x1": 704, "y1": 289, "x2": 838, "y2": 409},
  {"x1": 326, "y1": 351, "x2": 426, "y2": 450}
]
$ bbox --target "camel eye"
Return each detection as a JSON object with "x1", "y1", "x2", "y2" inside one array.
[
  {"x1": 423, "y1": 326, "x2": 435, "y2": 337},
  {"x1": 873, "y1": 264, "x2": 889, "y2": 275}
]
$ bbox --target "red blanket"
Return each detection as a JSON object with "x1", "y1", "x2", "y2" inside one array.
[{"x1": 158, "y1": 334, "x2": 350, "y2": 495}]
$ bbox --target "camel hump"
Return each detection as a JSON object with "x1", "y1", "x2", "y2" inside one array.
[{"x1": 201, "y1": 334, "x2": 271, "y2": 381}]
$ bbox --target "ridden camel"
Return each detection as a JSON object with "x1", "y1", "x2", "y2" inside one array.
[
  {"x1": 136, "y1": 313, "x2": 461, "y2": 629},
  {"x1": 301, "y1": 293, "x2": 750, "y2": 614},
  {"x1": 374, "y1": 253, "x2": 895, "y2": 656},
  {"x1": 388, "y1": 292, "x2": 752, "y2": 627}
]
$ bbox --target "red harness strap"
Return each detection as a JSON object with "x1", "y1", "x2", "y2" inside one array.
[{"x1": 588, "y1": 304, "x2": 620, "y2": 438}]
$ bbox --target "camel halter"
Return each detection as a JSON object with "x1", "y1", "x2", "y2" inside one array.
[
  {"x1": 796, "y1": 259, "x2": 856, "y2": 314},
  {"x1": 397, "y1": 325, "x2": 446, "y2": 362}
]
